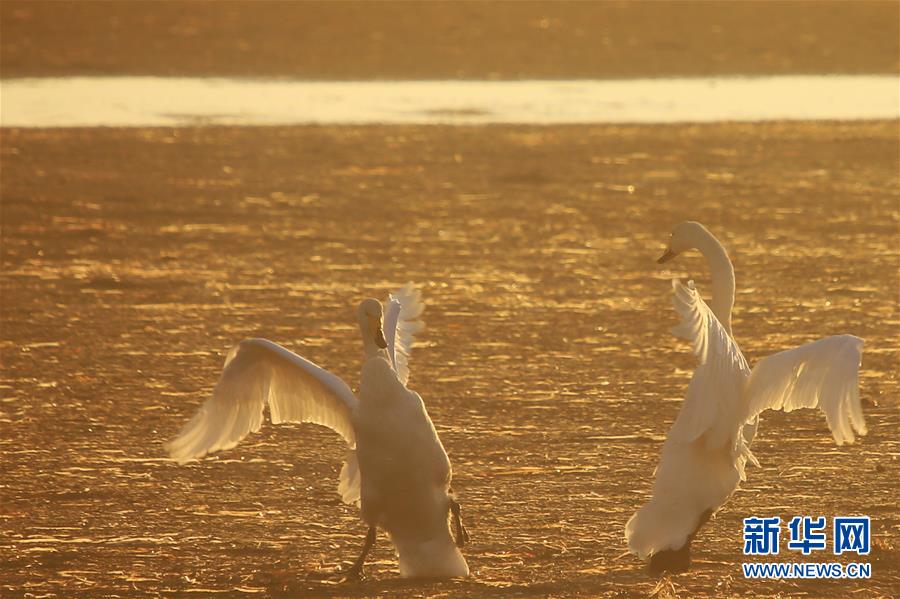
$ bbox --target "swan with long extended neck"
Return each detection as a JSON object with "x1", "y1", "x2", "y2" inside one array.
[{"x1": 627, "y1": 221, "x2": 866, "y2": 575}]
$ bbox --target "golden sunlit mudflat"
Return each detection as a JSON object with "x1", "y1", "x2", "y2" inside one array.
[
  {"x1": 1, "y1": 123, "x2": 897, "y2": 597},
  {"x1": 3, "y1": 0, "x2": 899, "y2": 596}
]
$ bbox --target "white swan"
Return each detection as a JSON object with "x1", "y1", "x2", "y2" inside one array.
[
  {"x1": 166, "y1": 284, "x2": 470, "y2": 579},
  {"x1": 625, "y1": 221, "x2": 866, "y2": 575}
]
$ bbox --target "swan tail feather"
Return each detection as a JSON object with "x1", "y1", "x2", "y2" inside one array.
[
  {"x1": 393, "y1": 534, "x2": 469, "y2": 578},
  {"x1": 626, "y1": 440, "x2": 740, "y2": 558}
]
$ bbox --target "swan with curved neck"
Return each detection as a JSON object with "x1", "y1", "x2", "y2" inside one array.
[
  {"x1": 358, "y1": 297, "x2": 389, "y2": 358},
  {"x1": 657, "y1": 221, "x2": 735, "y2": 334},
  {"x1": 626, "y1": 221, "x2": 866, "y2": 575},
  {"x1": 167, "y1": 285, "x2": 469, "y2": 579}
]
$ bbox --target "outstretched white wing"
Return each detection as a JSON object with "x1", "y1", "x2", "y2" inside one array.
[
  {"x1": 166, "y1": 338, "x2": 358, "y2": 464},
  {"x1": 627, "y1": 279, "x2": 752, "y2": 558},
  {"x1": 744, "y1": 335, "x2": 866, "y2": 445},
  {"x1": 666, "y1": 279, "x2": 751, "y2": 448},
  {"x1": 382, "y1": 283, "x2": 425, "y2": 386}
]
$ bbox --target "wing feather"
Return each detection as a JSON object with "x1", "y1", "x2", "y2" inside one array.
[
  {"x1": 627, "y1": 280, "x2": 751, "y2": 558},
  {"x1": 383, "y1": 283, "x2": 425, "y2": 386},
  {"x1": 166, "y1": 338, "x2": 358, "y2": 464},
  {"x1": 744, "y1": 335, "x2": 866, "y2": 445},
  {"x1": 338, "y1": 450, "x2": 362, "y2": 506},
  {"x1": 667, "y1": 279, "x2": 750, "y2": 447}
]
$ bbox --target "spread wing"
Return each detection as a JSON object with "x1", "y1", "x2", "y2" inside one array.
[
  {"x1": 666, "y1": 279, "x2": 751, "y2": 448},
  {"x1": 627, "y1": 280, "x2": 754, "y2": 558},
  {"x1": 382, "y1": 283, "x2": 425, "y2": 386},
  {"x1": 744, "y1": 335, "x2": 866, "y2": 445},
  {"x1": 166, "y1": 338, "x2": 358, "y2": 464}
]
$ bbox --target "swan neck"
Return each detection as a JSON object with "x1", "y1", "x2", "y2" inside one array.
[
  {"x1": 359, "y1": 356, "x2": 401, "y2": 402},
  {"x1": 696, "y1": 233, "x2": 735, "y2": 335}
]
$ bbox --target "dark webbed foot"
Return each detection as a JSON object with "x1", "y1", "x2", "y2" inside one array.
[
  {"x1": 340, "y1": 564, "x2": 364, "y2": 582},
  {"x1": 648, "y1": 543, "x2": 691, "y2": 576},
  {"x1": 647, "y1": 508, "x2": 713, "y2": 576}
]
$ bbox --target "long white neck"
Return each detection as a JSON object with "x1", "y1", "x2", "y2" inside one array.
[{"x1": 694, "y1": 230, "x2": 736, "y2": 335}]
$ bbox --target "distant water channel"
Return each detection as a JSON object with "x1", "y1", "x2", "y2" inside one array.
[{"x1": 1, "y1": 76, "x2": 896, "y2": 127}]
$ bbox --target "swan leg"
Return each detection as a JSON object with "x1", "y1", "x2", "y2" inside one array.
[
  {"x1": 449, "y1": 497, "x2": 470, "y2": 548},
  {"x1": 343, "y1": 526, "x2": 376, "y2": 580},
  {"x1": 647, "y1": 508, "x2": 712, "y2": 576}
]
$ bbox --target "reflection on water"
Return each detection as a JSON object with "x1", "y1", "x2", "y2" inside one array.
[{"x1": 0, "y1": 76, "x2": 897, "y2": 127}]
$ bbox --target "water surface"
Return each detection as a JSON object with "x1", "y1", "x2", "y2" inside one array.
[{"x1": 1, "y1": 76, "x2": 896, "y2": 127}]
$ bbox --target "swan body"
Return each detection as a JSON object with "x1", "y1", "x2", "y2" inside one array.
[
  {"x1": 166, "y1": 284, "x2": 469, "y2": 579},
  {"x1": 355, "y1": 356, "x2": 468, "y2": 577},
  {"x1": 626, "y1": 222, "x2": 866, "y2": 574}
]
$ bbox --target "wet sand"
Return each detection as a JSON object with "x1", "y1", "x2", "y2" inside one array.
[
  {"x1": 2, "y1": 1, "x2": 898, "y2": 79},
  {"x1": 1, "y1": 122, "x2": 898, "y2": 597}
]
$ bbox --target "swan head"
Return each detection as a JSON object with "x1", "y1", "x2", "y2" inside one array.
[
  {"x1": 357, "y1": 298, "x2": 388, "y2": 350},
  {"x1": 657, "y1": 221, "x2": 710, "y2": 264}
]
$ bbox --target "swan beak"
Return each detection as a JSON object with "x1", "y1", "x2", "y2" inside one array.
[
  {"x1": 657, "y1": 248, "x2": 676, "y2": 264},
  {"x1": 375, "y1": 328, "x2": 388, "y2": 349},
  {"x1": 367, "y1": 314, "x2": 388, "y2": 349}
]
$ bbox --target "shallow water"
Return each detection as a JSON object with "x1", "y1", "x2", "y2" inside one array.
[{"x1": 1, "y1": 76, "x2": 898, "y2": 127}]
